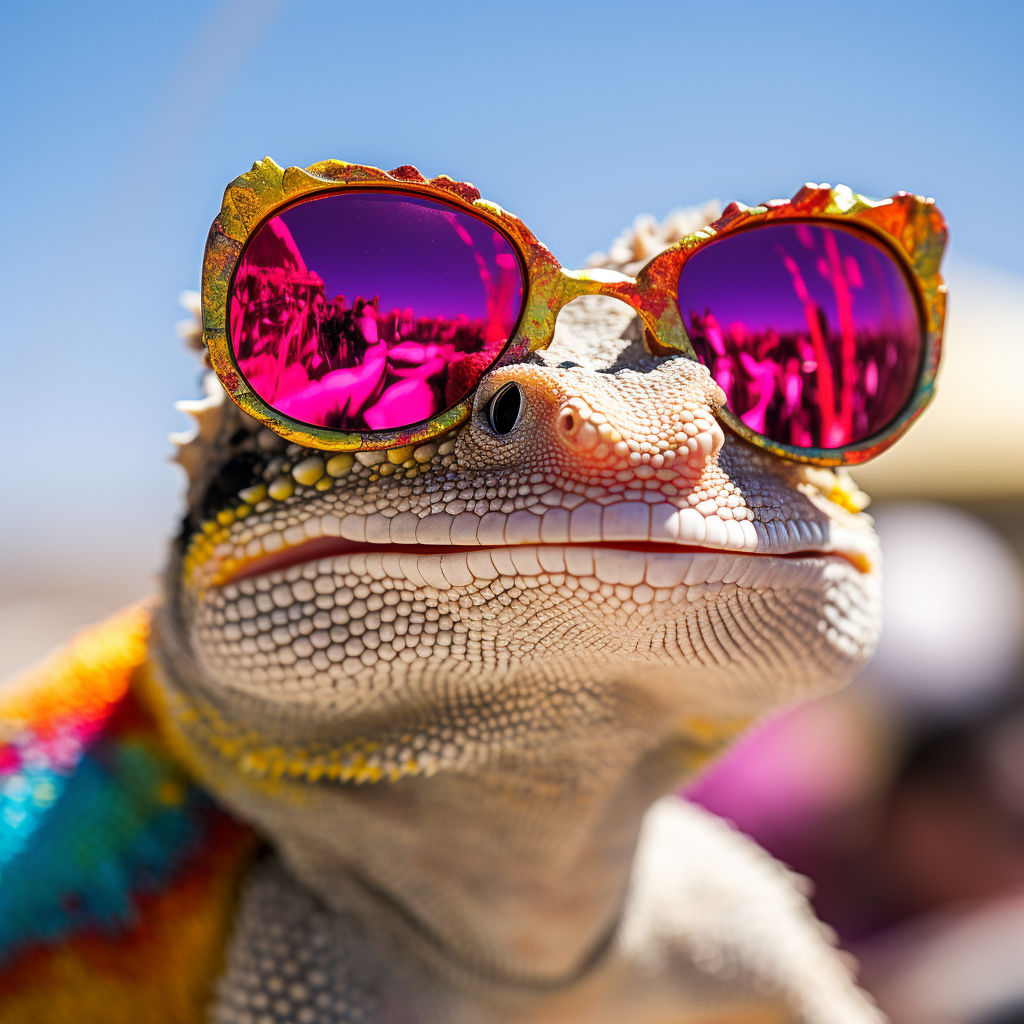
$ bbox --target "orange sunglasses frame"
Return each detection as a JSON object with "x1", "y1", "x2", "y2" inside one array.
[{"x1": 202, "y1": 157, "x2": 946, "y2": 466}]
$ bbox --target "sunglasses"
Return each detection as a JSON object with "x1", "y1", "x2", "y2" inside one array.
[{"x1": 201, "y1": 158, "x2": 946, "y2": 466}]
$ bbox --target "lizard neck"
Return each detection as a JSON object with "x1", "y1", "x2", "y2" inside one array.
[
  {"x1": 142, "y1": 647, "x2": 745, "y2": 984},
  {"x1": 273, "y1": 737, "x2": 708, "y2": 984}
]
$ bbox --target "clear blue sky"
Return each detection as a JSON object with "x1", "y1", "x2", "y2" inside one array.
[{"x1": 1, "y1": 0, "x2": 1021, "y2": 598}]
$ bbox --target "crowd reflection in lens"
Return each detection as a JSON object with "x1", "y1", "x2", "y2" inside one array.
[
  {"x1": 229, "y1": 192, "x2": 524, "y2": 433},
  {"x1": 678, "y1": 223, "x2": 922, "y2": 449}
]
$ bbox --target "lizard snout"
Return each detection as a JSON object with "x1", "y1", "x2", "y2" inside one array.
[{"x1": 465, "y1": 359, "x2": 727, "y2": 481}]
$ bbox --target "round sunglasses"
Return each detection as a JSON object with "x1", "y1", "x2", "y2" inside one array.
[{"x1": 201, "y1": 158, "x2": 947, "y2": 466}]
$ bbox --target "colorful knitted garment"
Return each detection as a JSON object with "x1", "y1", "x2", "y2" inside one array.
[{"x1": 0, "y1": 603, "x2": 259, "y2": 1024}]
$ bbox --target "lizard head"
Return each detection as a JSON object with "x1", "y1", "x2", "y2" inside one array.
[{"x1": 152, "y1": 204, "x2": 881, "y2": 979}]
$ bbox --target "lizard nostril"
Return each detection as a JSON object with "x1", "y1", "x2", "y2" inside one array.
[{"x1": 558, "y1": 406, "x2": 603, "y2": 451}]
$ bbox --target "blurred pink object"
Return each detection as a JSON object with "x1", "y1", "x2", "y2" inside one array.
[{"x1": 685, "y1": 697, "x2": 875, "y2": 844}]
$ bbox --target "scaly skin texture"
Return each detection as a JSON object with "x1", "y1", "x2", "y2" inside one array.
[{"x1": 151, "y1": 216, "x2": 886, "y2": 1022}]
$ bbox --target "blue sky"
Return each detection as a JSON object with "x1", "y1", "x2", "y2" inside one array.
[{"x1": 1, "y1": 0, "x2": 1021, "y2": 600}]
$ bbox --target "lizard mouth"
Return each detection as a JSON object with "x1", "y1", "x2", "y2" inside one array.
[
  {"x1": 221, "y1": 533, "x2": 875, "y2": 588},
  {"x1": 185, "y1": 501, "x2": 878, "y2": 591}
]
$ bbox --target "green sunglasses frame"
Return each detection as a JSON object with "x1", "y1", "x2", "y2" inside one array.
[{"x1": 202, "y1": 157, "x2": 947, "y2": 466}]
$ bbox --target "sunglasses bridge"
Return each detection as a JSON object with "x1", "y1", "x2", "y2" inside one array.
[{"x1": 525, "y1": 267, "x2": 688, "y2": 358}]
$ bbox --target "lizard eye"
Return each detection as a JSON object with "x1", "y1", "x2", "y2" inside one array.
[{"x1": 487, "y1": 383, "x2": 522, "y2": 435}]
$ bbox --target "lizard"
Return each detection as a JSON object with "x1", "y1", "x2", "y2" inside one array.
[{"x1": 0, "y1": 172, "x2": 905, "y2": 1024}]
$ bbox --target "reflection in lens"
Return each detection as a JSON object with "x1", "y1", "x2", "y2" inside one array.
[
  {"x1": 677, "y1": 223, "x2": 922, "y2": 449},
  {"x1": 229, "y1": 192, "x2": 525, "y2": 432}
]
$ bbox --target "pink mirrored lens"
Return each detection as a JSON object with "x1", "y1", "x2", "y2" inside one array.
[
  {"x1": 229, "y1": 192, "x2": 525, "y2": 432},
  {"x1": 677, "y1": 223, "x2": 922, "y2": 449}
]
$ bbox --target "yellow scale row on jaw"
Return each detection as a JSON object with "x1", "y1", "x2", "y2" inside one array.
[
  {"x1": 801, "y1": 467, "x2": 871, "y2": 515},
  {"x1": 141, "y1": 658, "x2": 460, "y2": 787},
  {"x1": 797, "y1": 468, "x2": 874, "y2": 573},
  {"x1": 182, "y1": 438, "x2": 457, "y2": 590},
  {"x1": 141, "y1": 655, "x2": 760, "y2": 790}
]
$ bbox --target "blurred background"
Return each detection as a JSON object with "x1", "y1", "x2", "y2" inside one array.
[{"x1": 1, "y1": 1, "x2": 1021, "y2": 1019}]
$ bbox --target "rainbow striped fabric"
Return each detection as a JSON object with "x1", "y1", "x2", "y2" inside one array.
[{"x1": 0, "y1": 604, "x2": 258, "y2": 1024}]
